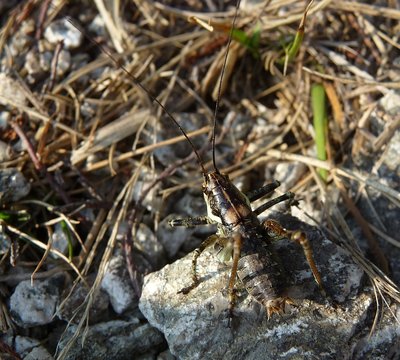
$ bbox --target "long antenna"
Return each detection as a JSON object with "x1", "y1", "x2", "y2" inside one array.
[
  {"x1": 211, "y1": 0, "x2": 241, "y2": 172},
  {"x1": 62, "y1": 15, "x2": 208, "y2": 177}
]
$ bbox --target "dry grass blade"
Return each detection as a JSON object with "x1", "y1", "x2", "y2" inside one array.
[
  {"x1": 31, "y1": 226, "x2": 53, "y2": 285},
  {"x1": 334, "y1": 168, "x2": 400, "y2": 205},
  {"x1": 330, "y1": 1, "x2": 400, "y2": 20},
  {"x1": 328, "y1": 204, "x2": 400, "y2": 303},
  {"x1": 56, "y1": 168, "x2": 141, "y2": 359},
  {"x1": 333, "y1": 174, "x2": 389, "y2": 274},
  {"x1": 1, "y1": 223, "x2": 84, "y2": 283},
  {"x1": 93, "y1": 0, "x2": 127, "y2": 53},
  {"x1": 71, "y1": 109, "x2": 151, "y2": 165}
]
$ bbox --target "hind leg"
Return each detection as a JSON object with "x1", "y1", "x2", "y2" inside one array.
[
  {"x1": 226, "y1": 233, "x2": 242, "y2": 327},
  {"x1": 263, "y1": 219, "x2": 325, "y2": 294}
]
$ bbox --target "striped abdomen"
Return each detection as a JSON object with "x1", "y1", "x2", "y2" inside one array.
[{"x1": 236, "y1": 232, "x2": 291, "y2": 317}]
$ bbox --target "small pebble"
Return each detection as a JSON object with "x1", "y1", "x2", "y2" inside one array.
[
  {"x1": 44, "y1": 18, "x2": 83, "y2": 49},
  {"x1": 101, "y1": 253, "x2": 137, "y2": 314},
  {"x1": 0, "y1": 168, "x2": 31, "y2": 204},
  {"x1": 9, "y1": 275, "x2": 64, "y2": 327},
  {"x1": 0, "y1": 73, "x2": 28, "y2": 108}
]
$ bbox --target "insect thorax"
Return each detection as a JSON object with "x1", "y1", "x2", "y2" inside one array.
[{"x1": 203, "y1": 171, "x2": 257, "y2": 230}]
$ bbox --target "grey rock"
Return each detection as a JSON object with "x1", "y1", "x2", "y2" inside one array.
[
  {"x1": 151, "y1": 113, "x2": 208, "y2": 169},
  {"x1": 131, "y1": 173, "x2": 162, "y2": 213},
  {"x1": 51, "y1": 222, "x2": 74, "y2": 257},
  {"x1": 44, "y1": 19, "x2": 83, "y2": 49},
  {"x1": 54, "y1": 49, "x2": 72, "y2": 76},
  {"x1": 247, "y1": 118, "x2": 281, "y2": 154},
  {"x1": 30, "y1": 48, "x2": 71, "y2": 78},
  {"x1": 38, "y1": 50, "x2": 53, "y2": 72},
  {"x1": 0, "y1": 140, "x2": 11, "y2": 162},
  {"x1": 136, "y1": 223, "x2": 166, "y2": 268},
  {"x1": 172, "y1": 193, "x2": 214, "y2": 238},
  {"x1": 351, "y1": 306, "x2": 400, "y2": 360},
  {"x1": 139, "y1": 215, "x2": 370, "y2": 360},
  {"x1": 88, "y1": 15, "x2": 107, "y2": 37},
  {"x1": 9, "y1": 275, "x2": 64, "y2": 327},
  {"x1": 8, "y1": 30, "x2": 31, "y2": 57},
  {"x1": 0, "y1": 111, "x2": 10, "y2": 128},
  {"x1": 58, "y1": 319, "x2": 166, "y2": 360},
  {"x1": 101, "y1": 253, "x2": 137, "y2": 314},
  {"x1": 24, "y1": 49, "x2": 42, "y2": 77},
  {"x1": 157, "y1": 349, "x2": 176, "y2": 360},
  {"x1": 274, "y1": 162, "x2": 307, "y2": 193},
  {"x1": 174, "y1": 192, "x2": 205, "y2": 218},
  {"x1": 24, "y1": 346, "x2": 54, "y2": 360},
  {"x1": 1, "y1": 335, "x2": 53, "y2": 360},
  {"x1": 381, "y1": 130, "x2": 400, "y2": 174},
  {"x1": 379, "y1": 91, "x2": 400, "y2": 116},
  {"x1": 0, "y1": 227, "x2": 11, "y2": 254},
  {"x1": 0, "y1": 73, "x2": 28, "y2": 108},
  {"x1": 0, "y1": 168, "x2": 31, "y2": 204},
  {"x1": 58, "y1": 281, "x2": 110, "y2": 324}
]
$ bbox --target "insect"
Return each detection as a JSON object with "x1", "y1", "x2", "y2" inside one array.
[
  {"x1": 170, "y1": 174, "x2": 325, "y2": 321},
  {"x1": 165, "y1": 1, "x2": 325, "y2": 322},
  {"x1": 72, "y1": 0, "x2": 324, "y2": 322}
]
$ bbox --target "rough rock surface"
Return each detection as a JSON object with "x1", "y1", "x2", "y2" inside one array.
[
  {"x1": 9, "y1": 275, "x2": 64, "y2": 327},
  {"x1": 1, "y1": 335, "x2": 53, "y2": 360},
  {"x1": 0, "y1": 168, "x2": 31, "y2": 204},
  {"x1": 139, "y1": 215, "x2": 373, "y2": 360},
  {"x1": 101, "y1": 253, "x2": 138, "y2": 314},
  {"x1": 57, "y1": 318, "x2": 166, "y2": 360}
]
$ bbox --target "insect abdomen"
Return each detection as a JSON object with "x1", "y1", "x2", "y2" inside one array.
[{"x1": 237, "y1": 237, "x2": 290, "y2": 317}]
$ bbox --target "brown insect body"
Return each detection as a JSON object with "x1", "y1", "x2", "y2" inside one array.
[
  {"x1": 203, "y1": 171, "x2": 292, "y2": 318},
  {"x1": 175, "y1": 166, "x2": 323, "y2": 321}
]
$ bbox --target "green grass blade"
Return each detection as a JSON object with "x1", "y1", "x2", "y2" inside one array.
[
  {"x1": 311, "y1": 83, "x2": 328, "y2": 181},
  {"x1": 231, "y1": 22, "x2": 261, "y2": 58},
  {"x1": 277, "y1": 0, "x2": 314, "y2": 70}
]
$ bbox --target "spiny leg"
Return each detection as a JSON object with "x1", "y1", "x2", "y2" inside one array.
[
  {"x1": 246, "y1": 180, "x2": 281, "y2": 202},
  {"x1": 227, "y1": 233, "x2": 242, "y2": 327},
  {"x1": 253, "y1": 192, "x2": 295, "y2": 216},
  {"x1": 263, "y1": 219, "x2": 325, "y2": 294},
  {"x1": 178, "y1": 234, "x2": 219, "y2": 294},
  {"x1": 169, "y1": 215, "x2": 214, "y2": 227}
]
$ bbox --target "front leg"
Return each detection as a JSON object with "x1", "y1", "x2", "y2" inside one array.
[
  {"x1": 178, "y1": 234, "x2": 220, "y2": 294},
  {"x1": 169, "y1": 215, "x2": 215, "y2": 227}
]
